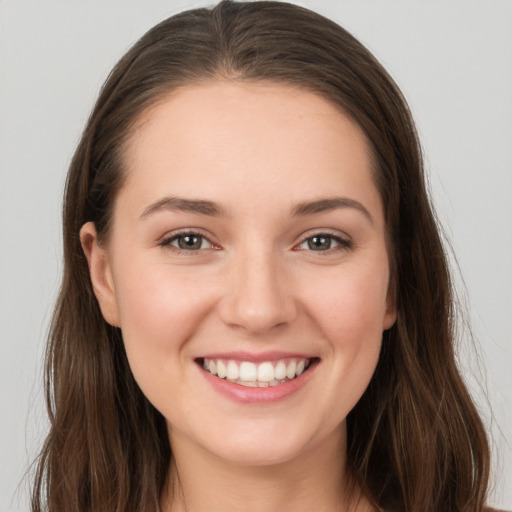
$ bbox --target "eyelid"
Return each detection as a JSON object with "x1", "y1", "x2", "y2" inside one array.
[
  {"x1": 293, "y1": 229, "x2": 352, "y2": 251},
  {"x1": 158, "y1": 228, "x2": 221, "y2": 252}
]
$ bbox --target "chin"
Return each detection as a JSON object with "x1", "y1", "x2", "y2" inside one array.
[
  {"x1": 196, "y1": 419, "x2": 335, "y2": 468},
  {"x1": 211, "y1": 438, "x2": 309, "y2": 467}
]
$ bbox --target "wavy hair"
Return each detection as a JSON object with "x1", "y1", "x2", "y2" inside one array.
[{"x1": 32, "y1": 1, "x2": 490, "y2": 511}]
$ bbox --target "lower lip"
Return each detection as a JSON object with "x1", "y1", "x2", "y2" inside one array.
[{"x1": 198, "y1": 360, "x2": 318, "y2": 403}]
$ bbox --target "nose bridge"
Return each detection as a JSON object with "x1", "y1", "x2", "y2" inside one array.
[{"x1": 220, "y1": 239, "x2": 296, "y2": 334}]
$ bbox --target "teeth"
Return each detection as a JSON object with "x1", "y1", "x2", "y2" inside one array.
[
  {"x1": 275, "y1": 361, "x2": 287, "y2": 380},
  {"x1": 217, "y1": 360, "x2": 227, "y2": 379},
  {"x1": 202, "y1": 357, "x2": 311, "y2": 387},
  {"x1": 239, "y1": 362, "x2": 257, "y2": 381},
  {"x1": 228, "y1": 378, "x2": 288, "y2": 387},
  {"x1": 257, "y1": 362, "x2": 274, "y2": 382},
  {"x1": 227, "y1": 360, "x2": 239, "y2": 380},
  {"x1": 286, "y1": 360, "x2": 297, "y2": 379}
]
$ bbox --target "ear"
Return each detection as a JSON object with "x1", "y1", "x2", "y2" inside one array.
[
  {"x1": 383, "y1": 279, "x2": 397, "y2": 330},
  {"x1": 80, "y1": 222, "x2": 120, "y2": 327}
]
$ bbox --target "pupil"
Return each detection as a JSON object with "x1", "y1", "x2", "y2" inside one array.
[
  {"x1": 179, "y1": 235, "x2": 201, "y2": 250},
  {"x1": 308, "y1": 236, "x2": 331, "y2": 251}
]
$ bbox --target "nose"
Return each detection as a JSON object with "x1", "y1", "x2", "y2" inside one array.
[{"x1": 218, "y1": 247, "x2": 298, "y2": 335}]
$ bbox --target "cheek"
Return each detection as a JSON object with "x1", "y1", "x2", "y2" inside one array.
[
  {"x1": 111, "y1": 261, "x2": 223, "y2": 421},
  {"x1": 301, "y1": 261, "x2": 388, "y2": 409},
  {"x1": 112, "y1": 258, "x2": 217, "y2": 370},
  {"x1": 304, "y1": 261, "x2": 390, "y2": 345}
]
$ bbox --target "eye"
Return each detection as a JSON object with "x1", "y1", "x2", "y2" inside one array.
[
  {"x1": 160, "y1": 232, "x2": 216, "y2": 252},
  {"x1": 296, "y1": 233, "x2": 351, "y2": 252}
]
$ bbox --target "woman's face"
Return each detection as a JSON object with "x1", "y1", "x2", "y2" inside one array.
[{"x1": 82, "y1": 81, "x2": 395, "y2": 466}]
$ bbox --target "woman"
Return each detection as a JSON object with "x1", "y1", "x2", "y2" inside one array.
[{"x1": 32, "y1": 1, "x2": 495, "y2": 511}]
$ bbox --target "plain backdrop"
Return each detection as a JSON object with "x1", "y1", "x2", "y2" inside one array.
[{"x1": 1, "y1": 1, "x2": 511, "y2": 511}]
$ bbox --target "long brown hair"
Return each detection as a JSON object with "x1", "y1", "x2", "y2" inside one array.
[{"x1": 32, "y1": 1, "x2": 490, "y2": 511}]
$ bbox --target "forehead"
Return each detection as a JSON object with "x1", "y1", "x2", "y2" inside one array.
[
  {"x1": 126, "y1": 80, "x2": 372, "y2": 160},
  {"x1": 118, "y1": 81, "x2": 382, "y2": 221}
]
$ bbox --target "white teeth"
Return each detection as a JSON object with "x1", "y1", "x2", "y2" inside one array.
[
  {"x1": 286, "y1": 360, "x2": 297, "y2": 379},
  {"x1": 274, "y1": 361, "x2": 287, "y2": 380},
  {"x1": 257, "y1": 362, "x2": 274, "y2": 382},
  {"x1": 216, "y1": 360, "x2": 227, "y2": 379},
  {"x1": 239, "y1": 362, "x2": 257, "y2": 381},
  {"x1": 202, "y1": 357, "x2": 312, "y2": 386},
  {"x1": 227, "y1": 360, "x2": 239, "y2": 380}
]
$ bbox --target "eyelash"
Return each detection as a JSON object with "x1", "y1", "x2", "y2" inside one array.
[
  {"x1": 294, "y1": 232, "x2": 352, "y2": 253},
  {"x1": 158, "y1": 230, "x2": 218, "y2": 255},
  {"x1": 158, "y1": 230, "x2": 352, "y2": 255}
]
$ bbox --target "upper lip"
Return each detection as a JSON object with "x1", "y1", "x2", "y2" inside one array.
[{"x1": 196, "y1": 351, "x2": 316, "y2": 363}]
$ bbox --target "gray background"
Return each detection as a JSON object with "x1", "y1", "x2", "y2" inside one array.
[{"x1": 1, "y1": 1, "x2": 511, "y2": 510}]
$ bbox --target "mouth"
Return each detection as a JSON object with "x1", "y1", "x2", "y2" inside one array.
[{"x1": 196, "y1": 356, "x2": 319, "y2": 388}]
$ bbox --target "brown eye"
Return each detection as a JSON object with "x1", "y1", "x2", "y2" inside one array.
[
  {"x1": 161, "y1": 232, "x2": 214, "y2": 251},
  {"x1": 296, "y1": 233, "x2": 352, "y2": 253},
  {"x1": 307, "y1": 235, "x2": 332, "y2": 251},
  {"x1": 176, "y1": 234, "x2": 204, "y2": 250}
]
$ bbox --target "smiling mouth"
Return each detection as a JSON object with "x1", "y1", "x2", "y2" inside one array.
[{"x1": 198, "y1": 357, "x2": 317, "y2": 388}]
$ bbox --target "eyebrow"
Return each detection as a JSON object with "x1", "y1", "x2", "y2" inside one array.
[
  {"x1": 140, "y1": 196, "x2": 226, "y2": 218},
  {"x1": 140, "y1": 195, "x2": 373, "y2": 223},
  {"x1": 290, "y1": 197, "x2": 373, "y2": 224}
]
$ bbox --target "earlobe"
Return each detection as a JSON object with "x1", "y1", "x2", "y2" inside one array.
[
  {"x1": 383, "y1": 302, "x2": 397, "y2": 330},
  {"x1": 383, "y1": 283, "x2": 397, "y2": 330},
  {"x1": 80, "y1": 222, "x2": 120, "y2": 327}
]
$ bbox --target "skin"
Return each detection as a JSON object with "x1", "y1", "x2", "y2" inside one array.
[{"x1": 81, "y1": 81, "x2": 396, "y2": 512}]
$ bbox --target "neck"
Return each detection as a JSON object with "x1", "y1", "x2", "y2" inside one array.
[{"x1": 162, "y1": 425, "x2": 371, "y2": 512}]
